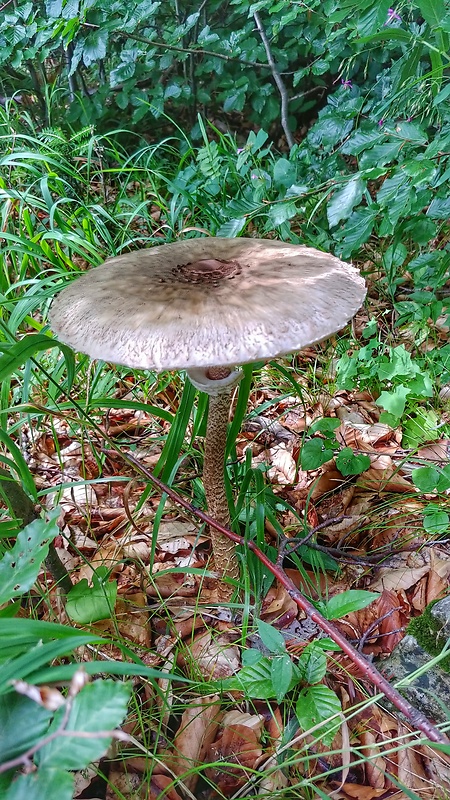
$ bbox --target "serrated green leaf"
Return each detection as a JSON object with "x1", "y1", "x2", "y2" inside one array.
[
  {"x1": 296, "y1": 685, "x2": 341, "y2": 745},
  {"x1": 427, "y1": 196, "x2": 450, "y2": 218},
  {"x1": 327, "y1": 176, "x2": 365, "y2": 227},
  {"x1": 297, "y1": 645, "x2": 327, "y2": 684},
  {"x1": 5, "y1": 768, "x2": 74, "y2": 800},
  {"x1": 267, "y1": 201, "x2": 297, "y2": 226},
  {"x1": 359, "y1": 141, "x2": 402, "y2": 168},
  {"x1": 273, "y1": 157, "x2": 296, "y2": 188},
  {"x1": 38, "y1": 680, "x2": 131, "y2": 770},
  {"x1": 0, "y1": 694, "x2": 52, "y2": 763},
  {"x1": 216, "y1": 217, "x2": 246, "y2": 237},
  {"x1": 82, "y1": 28, "x2": 108, "y2": 67},
  {"x1": 223, "y1": 657, "x2": 274, "y2": 699},
  {"x1": 334, "y1": 207, "x2": 377, "y2": 259}
]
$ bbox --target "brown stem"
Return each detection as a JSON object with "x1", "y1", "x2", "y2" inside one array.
[{"x1": 203, "y1": 390, "x2": 240, "y2": 600}]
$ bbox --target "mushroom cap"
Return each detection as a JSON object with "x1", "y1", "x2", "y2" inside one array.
[{"x1": 50, "y1": 238, "x2": 366, "y2": 371}]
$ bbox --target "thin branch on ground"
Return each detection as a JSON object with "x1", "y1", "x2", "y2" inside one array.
[
  {"x1": 253, "y1": 10, "x2": 295, "y2": 149},
  {"x1": 120, "y1": 448, "x2": 448, "y2": 746},
  {"x1": 277, "y1": 515, "x2": 350, "y2": 564}
]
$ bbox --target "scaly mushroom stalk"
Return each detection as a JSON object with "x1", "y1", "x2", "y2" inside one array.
[{"x1": 187, "y1": 367, "x2": 242, "y2": 598}]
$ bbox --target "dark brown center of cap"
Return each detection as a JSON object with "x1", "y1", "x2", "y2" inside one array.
[{"x1": 173, "y1": 258, "x2": 241, "y2": 284}]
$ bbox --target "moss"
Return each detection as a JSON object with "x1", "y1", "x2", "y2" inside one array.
[{"x1": 407, "y1": 600, "x2": 450, "y2": 673}]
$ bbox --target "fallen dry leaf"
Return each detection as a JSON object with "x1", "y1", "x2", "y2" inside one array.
[
  {"x1": 170, "y1": 695, "x2": 221, "y2": 792},
  {"x1": 179, "y1": 629, "x2": 240, "y2": 680},
  {"x1": 206, "y1": 712, "x2": 264, "y2": 794}
]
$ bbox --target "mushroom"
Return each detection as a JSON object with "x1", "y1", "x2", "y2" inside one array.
[{"x1": 49, "y1": 238, "x2": 366, "y2": 600}]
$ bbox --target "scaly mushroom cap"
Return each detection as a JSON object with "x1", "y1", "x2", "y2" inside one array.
[{"x1": 50, "y1": 238, "x2": 366, "y2": 371}]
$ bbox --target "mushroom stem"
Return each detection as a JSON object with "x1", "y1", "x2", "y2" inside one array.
[
  {"x1": 203, "y1": 387, "x2": 240, "y2": 598},
  {"x1": 187, "y1": 367, "x2": 242, "y2": 599}
]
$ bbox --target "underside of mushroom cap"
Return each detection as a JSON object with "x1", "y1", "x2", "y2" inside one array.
[{"x1": 50, "y1": 238, "x2": 366, "y2": 372}]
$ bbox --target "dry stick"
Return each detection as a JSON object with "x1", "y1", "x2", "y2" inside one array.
[
  {"x1": 112, "y1": 29, "x2": 272, "y2": 70},
  {"x1": 121, "y1": 450, "x2": 448, "y2": 746},
  {"x1": 253, "y1": 10, "x2": 295, "y2": 149}
]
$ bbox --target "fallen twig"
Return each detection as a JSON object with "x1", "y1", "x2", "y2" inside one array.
[{"x1": 122, "y1": 449, "x2": 448, "y2": 746}]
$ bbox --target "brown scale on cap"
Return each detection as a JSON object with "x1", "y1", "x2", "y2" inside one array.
[{"x1": 174, "y1": 258, "x2": 242, "y2": 284}]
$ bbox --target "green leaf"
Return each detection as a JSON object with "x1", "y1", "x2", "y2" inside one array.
[
  {"x1": 164, "y1": 83, "x2": 182, "y2": 100},
  {"x1": 412, "y1": 466, "x2": 440, "y2": 493},
  {"x1": 327, "y1": 176, "x2": 365, "y2": 228},
  {"x1": 334, "y1": 207, "x2": 377, "y2": 259},
  {"x1": 46, "y1": 0, "x2": 63, "y2": 17},
  {"x1": 242, "y1": 649, "x2": 262, "y2": 666},
  {"x1": 110, "y1": 60, "x2": 136, "y2": 86},
  {"x1": 267, "y1": 201, "x2": 297, "y2": 227},
  {"x1": 0, "y1": 694, "x2": 52, "y2": 762},
  {"x1": 0, "y1": 510, "x2": 59, "y2": 605},
  {"x1": 300, "y1": 438, "x2": 335, "y2": 470},
  {"x1": 436, "y1": 465, "x2": 450, "y2": 493},
  {"x1": 271, "y1": 653, "x2": 293, "y2": 702},
  {"x1": 309, "y1": 418, "x2": 341, "y2": 435},
  {"x1": 403, "y1": 409, "x2": 439, "y2": 448},
  {"x1": 223, "y1": 89, "x2": 246, "y2": 113},
  {"x1": 0, "y1": 636, "x2": 102, "y2": 696},
  {"x1": 297, "y1": 644, "x2": 327, "y2": 684},
  {"x1": 66, "y1": 566, "x2": 117, "y2": 624},
  {"x1": 323, "y1": 590, "x2": 379, "y2": 620},
  {"x1": 216, "y1": 218, "x2": 246, "y2": 237},
  {"x1": 273, "y1": 157, "x2": 296, "y2": 189},
  {"x1": 377, "y1": 172, "x2": 412, "y2": 225},
  {"x1": 82, "y1": 28, "x2": 108, "y2": 67},
  {"x1": 357, "y1": 29, "x2": 413, "y2": 45},
  {"x1": 222, "y1": 657, "x2": 275, "y2": 699},
  {"x1": 359, "y1": 141, "x2": 402, "y2": 168},
  {"x1": 423, "y1": 507, "x2": 449, "y2": 535},
  {"x1": 416, "y1": 0, "x2": 446, "y2": 28},
  {"x1": 256, "y1": 619, "x2": 286, "y2": 654},
  {"x1": 335, "y1": 448, "x2": 370, "y2": 476},
  {"x1": 356, "y1": 0, "x2": 391, "y2": 36},
  {"x1": 427, "y1": 197, "x2": 450, "y2": 219},
  {"x1": 376, "y1": 384, "x2": 410, "y2": 421},
  {"x1": 433, "y1": 82, "x2": 450, "y2": 106},
  {"x1": 38, "y1": 680, "x2": 131, "y2": 770},
  {"x1": 5, "y1": 768, "x2": 74, "y2": 800},
  {"x1": 295, "y1": 685, "x2": 341, "y2": 745}
]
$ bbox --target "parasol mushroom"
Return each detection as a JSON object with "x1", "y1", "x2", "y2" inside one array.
[{"x1": 49, "y1": 237, "x2": 366, "y2": 600}]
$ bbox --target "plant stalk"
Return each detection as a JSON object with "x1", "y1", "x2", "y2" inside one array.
[{"x1": 203, "y1": 389, "x2": 240, "y2": 600}]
